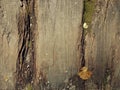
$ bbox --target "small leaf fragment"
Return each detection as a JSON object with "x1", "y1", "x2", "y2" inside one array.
[{"x1": 78, "y1": 67, "x2": 92, "y2": 80}]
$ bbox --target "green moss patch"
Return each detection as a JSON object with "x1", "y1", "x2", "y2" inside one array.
[
  {"x1": 83, "y1": 0, "x2": 96, "y2": 34},
  {"x1": 83, "y1": 0, "x2": 96, "y2": 24},
  {"x1": 25, "y1": 84, "x2": 33, "y2": 90}
]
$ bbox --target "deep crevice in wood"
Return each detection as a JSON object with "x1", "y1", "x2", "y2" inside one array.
[
  {"x1": 81, "y1": 0, "x2": 86, "y2": 68},
  {"x1": 16, "y1": 0, "x2": 36, "y2": 89}
]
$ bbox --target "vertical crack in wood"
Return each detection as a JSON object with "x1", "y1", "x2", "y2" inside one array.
[
  {"x1": 81, "y1": 0, "x2": 86, "y2": 68},
  {"x1": 81, "y1": 27, "x2": 85, "y2": 68},
  {"x1": 16, "y1": 0, "x2": 36, "y2": 89},
  {"x1": 75, "y1": 0, "x2": 86, "y2": 90}
]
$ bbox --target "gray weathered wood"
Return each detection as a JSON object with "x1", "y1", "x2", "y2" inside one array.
[
  {"x1": 0, "y1": 0, "x2": 19, "y2": 89},
  {"x1": 35, "y1": 0, "x2": 83, "y2": 89},
  {"x1": 1, "y1": 0, "x2": 120, "y2": 90},
  {"x1": 85, "y1": 0, "x2": 120, "y2": 89}
]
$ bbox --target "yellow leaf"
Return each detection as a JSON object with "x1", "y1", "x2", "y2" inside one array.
[{"x1": 78, "y1": 67, "x2": 92, "y2": 80}]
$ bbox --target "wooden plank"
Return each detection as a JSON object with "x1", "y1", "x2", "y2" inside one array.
[
  {"x1": 35, "y1": 0, "x2": 83, "y2": 89},
  {"x1": 85, "y1": 0, "x2": 120, "y2": 89},
  {"x1": 0, "y1": 0, "x2": 19, "y2": 89}
]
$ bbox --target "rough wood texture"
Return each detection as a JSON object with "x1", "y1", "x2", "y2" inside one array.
[
  {"x1": 85, "y1": 0, "x2": 120, "y2": 90},
  {"x1": 36, "y1": 0, "x2": 83, "y2": 89},
  {"x1": 0, "y1": 0, "x2": 19, "y2": 89},
  {"x1": 1, "y1": 0, "x2": 120, "y2": 90},
  {"x1": 16, "y1": 0, "x2": 36, "y2": 89},
  {"x1": 0, "y1": 0, "x2": 84, "y2": 89}
]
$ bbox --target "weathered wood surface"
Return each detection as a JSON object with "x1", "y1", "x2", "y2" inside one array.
[
  {"x1": 36, "y1": 0, "x2": 83, "y2": 89},
  {"x1": 0, "y1": 0, "x2": 84, "y2": 89},
  {"x1": 0, "y1": 0, "x2": 19, "y2": 89},
  {"x1": 85, "y1": 0, "x2": 120, "y2": 90},
  {"x1": 0, "y1": 0, "x2": 120, "y2": 90}
]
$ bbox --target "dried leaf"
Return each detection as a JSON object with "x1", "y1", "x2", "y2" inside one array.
[{"x1": 78, "y1": 67, "x2": 92, "y2": 80}]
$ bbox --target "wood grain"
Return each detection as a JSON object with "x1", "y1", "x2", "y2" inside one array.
[
  {"x1": 35, "y1": 0, "x2": 83, "y2": 89},
  {"x1": 85, "y1": 0, "x2": 120, "y2": 89}
]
